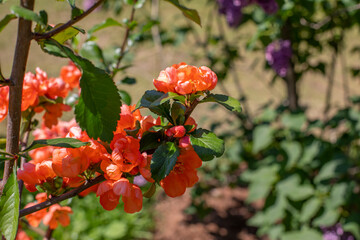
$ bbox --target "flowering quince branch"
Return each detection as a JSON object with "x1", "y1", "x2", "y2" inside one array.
[
  {"x1": 32, "y1": 0, "x2": 105, "y2": 40},
  {"x1": 111, "y1": 4, "x2": 136, "y2": 77},
  {"x1": 0, "y1": 0, "x2": 35, "y2": 195},
  {"x1": 19, "y1": 175, "x2": 105, "y2": 218}
]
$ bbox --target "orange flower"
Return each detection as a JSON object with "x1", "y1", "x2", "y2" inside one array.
[
  {"x1": 121, "y1": 183, "x2": 143, "y2": 213},
  {"x1": 17, "y1": 163, "x2": 40, "y2": 192},
  {"x1": 115, "y1": 104, "x2": 142, "y2": 134},
  {"x1": 62, "y1": 176, "x2": 85, "y2": 188},
  {"x1": 165, "y1": 125, "x2": 186, "y2": 138},
  {"x1": 24, "y1": 202, "x2": 47, "y2": 227},
  {"x1": 153, "y1": 62, "x2": 218, "y2": 95},
  {"x1": 0, "y1": 86, "x2": 9, "y2": 122},
  {"x1": 21, "y1": 72, "x2": 40, "y2": 111},
  {"x1": 110, "y1": 134, "x2": 143, "y2": 173},
  {"x1": 160, "y1": 148, "x2": 202, "y2": 197},
  {"x1": 45, "y1": 77, "x2": 69, "y2": 99},
  {"x1": 139, "y1": 153, "x2": 154, "y2": 183},
  {"x1": 16, "y1": 227, "x2": 32, "y2": 240},
  {"x1": 101, "y1": 158, "x2": 122, "y2": 180},
  {"x1": 52, "y1": 148, "x2": 89, "y2": 178},
  {"x1": 42, "y1": 103, "x2": 71, "y2": 129},
  {"x1": 35, "y1": 192, "x2": 48, "y2": 203},
  {"x1": 43, "y1": 204, "x2": 73, "y2": 229},
  {"x1": 35, "y1": 160, "x2": 56, "y2": 181},
  {"x1": 113, "y1": 178, "x2": 143, "y2": 213},
  {"x1": 60, "y1": 62, "x2": 81, "y2": 89},
  {"x1": 82, "y1": 139, "x2": 111, "y2": 164},
  {"x1": 96, "y1": 180, "x2": 120, "y2": 211}
]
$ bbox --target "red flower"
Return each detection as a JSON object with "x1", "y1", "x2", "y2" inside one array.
[
  {"x1": 43, "y1": 204, "x2": 73, "y2": 229},
  {"x1": 60, "y1": 62, "x2": 81, "y2": 89},
  {"x1": 165, "y1": 125, "x2": 186, "y2": 138},
  {"x1": 160, "y1": 148, "x2": 202, "y2": 197}
]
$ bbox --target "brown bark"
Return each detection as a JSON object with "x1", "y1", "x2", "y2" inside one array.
[{"x1": 0, "y1": 0, "x2": 35, "y2": 195}]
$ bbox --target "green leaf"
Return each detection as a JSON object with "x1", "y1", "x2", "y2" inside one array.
[
  {"x1": 171, "y1": 102, "x2": 186, "y2": 125},
  {"x1": 164, "y1": 0, "x2": 201, "y2": 26},
  {"x1": 88, "y1": 18, "x2": 123, "y2": 35},
  {"x1": 23, "y1": 138, "x2": 89, "y2": 152},
  {"x1": 313, "y1": 208, "x2": 339, "y2": 226},
  {"x1": 52, "y1": 25, "x2": 80, "y2": 44},
  {"x1": 151, "y1": 142, "x2": 180, "y2": 182},
  {"x1": 151, "y1": 92, "x2": 186, "y2": 106},
  {"x1": 314, "y1": 158, "x2": 350, "y2": 183},
  {"x1": 252, "y1": 125, "x2": 273, "y2": 154},
  {"x1": 277, "y1": 175, "x2": 314, "y2": 201},
  {"x1": 48, "y1": 40, "x2": 122, "y2": 142},
  {"x1": 10, "y1": 5, "x2": 45, "y2": 26},
  {"x1": 280, "y1": 229, "x2": 323, "y2": 240},
  {"x1": 299, "y1": 198, "x2": 322, "y2": 222},
  {"x1": 136, "y1": 90, "x2": 172, "y2": 124},
  {"x1": 202, "y1": 94, "x2": 242, "y2": 113},
  {"x1": 0, "y1": 170, "x2": 19, "y2": 240},
  {"x1": 120, "y1": 77, "x2": 136, "y2": 85},
  {"x1": 118, "y1": 90, "x2": 131, "y2": 105},
  {"x1": 190, "y1": 128, "x2": 224, "y2": 161},
  {"x1": 140, "y1": 131, "x2": 164, "y2": 152},
  {"x1": 80, "y1": 41, "x2": 106, "y2": 69},
  {"x1": 281, "y1": 141, "x2": 302, "y2": 169},
  {"x1": 39, "y1": 39, "x2": 68, "y2": 58},
  {"x1": 281, "y1": 112, "x2": 306, "y2": 131},
  {"x1": 0, "y1": 14, "x2": 16, "y2": 33}
]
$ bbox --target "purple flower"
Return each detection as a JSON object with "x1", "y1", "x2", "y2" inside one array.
[
  {"x1": 133, "y1": 175, "x2": 148, "y2": 187},
  {"x1": 254, "y1": 0, "x2": 279, "y2": 14},
  {"x1": 321, "y1": 224, "x2": 356, "y2": 240},
  {"x1": 265, "y1": 39, "x2": 292, "y2": 77},
  {"x1": 217, "y1": 0, "x2": 249, "y2": 27},
  {"x1": 83, "y1": 0, "x2": 101, "y2": 11}
]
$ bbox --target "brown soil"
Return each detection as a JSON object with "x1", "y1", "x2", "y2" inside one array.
[{"x1": 154, "y1": 187, "x2": 267, "y2": 240}]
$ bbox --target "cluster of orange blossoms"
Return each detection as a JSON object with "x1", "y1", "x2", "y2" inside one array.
[
  {"x1": 153, "y1": 62, "x2": 218, "y2": 95},
  {"x1": 11, "y1": 62, "x2": 218, "y2": 232},
  {"x1": 0, "y1": 62, "x2": 81, "y2": 127},
  {"x1": 24, "y1": 193, "x2": 72, "y2": 230}
]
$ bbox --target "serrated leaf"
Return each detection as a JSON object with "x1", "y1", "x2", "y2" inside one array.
[
  {"x1": 164, "y1": 0, "x2": 201, "y2": 26},
  {"x1": 150, "y1": 142, "x2": 180, "y2": 182},
  {"x1": 136, "y1": 90, "x2": 172, "y2": 124},
  {"x1": 10, "y1": 5, "x2": 45, "y2": 26},
  {"x1": 252, "y1": 125, "x2": 273, "y2": 153},
  {"x1": 0, "y1": 170, "x2": 19, "y2": 240},
  {"x1": 88, "y1": 18, "x2": 123, "y2": 35},
  {"x1": 0, "y1": 14, "x2": 16, "y2": 33},
  {"x1": 202, "y1": 94, "x2": 242, "y2": 113},
  {"x1": 46, "y1": 40, "x2": 121, "y2": 142},
  {"x1": 52, "y1": 24, "x2": 80, "y2": 44},
  {"x1": 140, "y1": 131, "x2": 163, "y2": 152},
  {"x1": 190, "y1": 128, "x2": 224, "y2": 161},
  {"x1": 23, "y1": 138, "x2": 88, "y2": 152}
]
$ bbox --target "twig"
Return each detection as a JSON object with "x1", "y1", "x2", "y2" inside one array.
[
  {"x1": 19, "y1": 175, "x2": 105, "y2": 217},
  {"x1": 324, "y1": 49, "x2": 337, "y2": 117},
  {"x1": 33, "y1": 0, "x2": 105, "y2": 40},
  {"x1": 1, "y1": 0, "x2": 35, "y2": 195},
  {"x1": 44, "y1": 227, "x2": 54, "y2": 240},
  {"x1": 111, "y1": 5, "x2": 136, "y2": 77},
  {"x1": 340, "y1": 48, "x2": 350, "y2": 105},
  {"x1": 300, "y1": 3, "x2": 360, "y2": 30}
]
